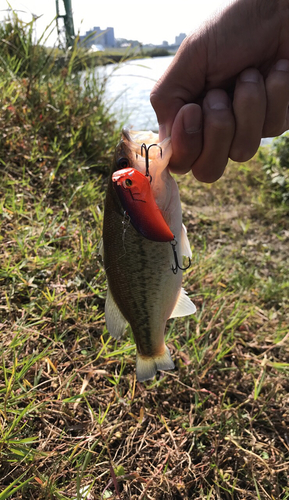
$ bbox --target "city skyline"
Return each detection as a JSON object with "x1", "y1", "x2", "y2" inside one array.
[
  {"x1": 0, "y1": 0, "x2": 230, "y2": 46},
  {"x1": 79, "y1": 26, "x2": 188, "y2": 49}
]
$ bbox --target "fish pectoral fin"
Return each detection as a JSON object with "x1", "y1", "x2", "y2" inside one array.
[
  {"x1": 169, "y1": 288, "x2": 196, "y2": 318},
  {"x1": 181, "y1": 223, "x2": 192, "y2": 258},
  {"x1": 105, "y1": 285, "x2": 127, "y2": 339},
  {"x1": 136, "y1": 346, "x2": 175, "y2": 382},
  {"x1": 98, "y1": 238, "x2": 104, "y2": 259}
]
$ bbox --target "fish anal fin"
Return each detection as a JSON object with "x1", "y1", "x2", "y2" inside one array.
[
  {"x1": 169, "y1": 287, "x2": 196, "y2": 319},
  {"x1": 136, "y1": 346, "x2": 175, "y2": 382},
  {"x1": 181, "y1": 223, "x2": 192, "y2": 258},
  {"x1": 105, "y1": 285, "x2": 127, "y2": 339}
]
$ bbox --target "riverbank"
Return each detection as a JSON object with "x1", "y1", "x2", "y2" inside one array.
[{"x1": 51, "y1": 46, "x2": 175, "y2": 72}]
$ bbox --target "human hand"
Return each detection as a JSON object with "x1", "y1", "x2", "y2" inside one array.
[{"x1": 150, "y1": 0, "x2": 289, "y2": 181}]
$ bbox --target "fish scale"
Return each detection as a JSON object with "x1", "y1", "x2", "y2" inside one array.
[{"x1": 105, "y1": 218, "x2": 175, "y2": 356}]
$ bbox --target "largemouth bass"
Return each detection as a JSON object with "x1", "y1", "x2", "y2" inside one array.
[{"x1": 101, "y1": 129, "x2": 196, "y2": 382}]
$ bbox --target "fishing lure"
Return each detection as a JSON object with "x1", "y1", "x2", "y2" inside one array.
[{"x1": 112, "y1": 167, "x2": 174, "y2": 242}]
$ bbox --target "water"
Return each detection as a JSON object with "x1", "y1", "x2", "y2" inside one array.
[{"x1": 96, "y1": 56, "x2": 174, "y2": 131}]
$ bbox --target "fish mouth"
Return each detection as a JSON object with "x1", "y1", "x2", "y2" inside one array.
[
  {"x1": 116, "y1": 129, "x2": 172, "y2": 177},
  {"x1": 123, "y1": 129, "x2": 173, "y2": 156},
  {"x1": 122, "y1": 128, "x2": 164, "y2": 158}
]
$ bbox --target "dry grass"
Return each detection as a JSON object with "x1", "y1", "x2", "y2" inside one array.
[{"x1": 1, "y1": 139, "x2": 289, "y2": 499}]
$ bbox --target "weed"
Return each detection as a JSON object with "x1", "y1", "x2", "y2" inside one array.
[{"x1": 260, "y1": 132, "x2": 289, "y2": 203}]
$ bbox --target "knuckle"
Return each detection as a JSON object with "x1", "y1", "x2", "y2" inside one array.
[
  {"x1": 149, "y1": 91, "x2": 158, "y2": 110},
  {"x1": 206, "y1": 111, "x2": 234, "y2": 133},
  {"x1": 150, "y1": 84, "x2": 163, "y2": 110}
]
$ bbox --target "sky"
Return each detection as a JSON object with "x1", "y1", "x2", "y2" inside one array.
[{"x1": 0, "y1": 0, "x2": 230, "y2": 46}]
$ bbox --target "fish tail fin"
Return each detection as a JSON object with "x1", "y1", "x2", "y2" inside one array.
[{"x1": 136, "y1": 346, "x2": 175, "y2": 382}]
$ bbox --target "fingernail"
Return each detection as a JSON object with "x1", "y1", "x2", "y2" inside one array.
[
  {"x1": 183, "y1": 107, "x2": 202, "y2": 134},
  {"x1": 275, "y1": 59, "x2": 289, "y2": 72},
  {"x1": 240, "y1": 68, "x2": 260, "y2": 83},
  {"x1": 207, "y1": 93, "x2": 230, "y2": 110}
]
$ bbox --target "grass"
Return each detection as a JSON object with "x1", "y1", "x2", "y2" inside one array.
[
  {"x1": 1, "y1": 13, "x2": 289, "y2": 500},
  {"x1": 1, "y1": 144, "x2": 289, "y2": 499}
]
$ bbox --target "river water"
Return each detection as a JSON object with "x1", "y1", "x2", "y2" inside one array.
[{"x1": 96, "y1": 56, "x2": 174, "y2": 131}]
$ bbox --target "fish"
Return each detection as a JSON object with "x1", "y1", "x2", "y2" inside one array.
[{"x1": 101, "y1": 129, "x2": 196, "y2": 382}]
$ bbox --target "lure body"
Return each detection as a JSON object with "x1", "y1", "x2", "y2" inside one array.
[
  {"x1": 112, "y1": 167, "x2": 174, "y2": 242},
  {"x1": 102, "y1": 130, "x2": 196, "y2": 382}
]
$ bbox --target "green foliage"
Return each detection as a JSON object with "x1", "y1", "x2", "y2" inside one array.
[
  {"x1": 145, "y1": 47, "x2": 172, "y2": 57},
  {"x1": 261, "y1": 133, "x2": 289, "y2": 203},
  {"x1": 0, "y1": 10, "x2": 121, "y2": 78},
  {"x1": 0, "y1": 14, "x2": 119, "y2": 184},
  {"x1": 0, "y1": 11, "x2": 52, "y2": 78}
]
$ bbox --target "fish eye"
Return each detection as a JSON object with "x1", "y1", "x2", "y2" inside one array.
[
  {"x1": 117, "y1": 157, "x2": 130, "y2": 169},
  {"x1": 125, "y1": 178, "x2": 132, "y2": 187}
]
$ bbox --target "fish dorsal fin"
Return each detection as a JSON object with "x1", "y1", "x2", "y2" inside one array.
[
  {"x1": 181, "y1": 223, "x2": 192, "y2": 258},
  {"x1": 105, "y1": 285, "x2": 127, "y2": 339},
  {"x1": 169, "y1": 288, "x2": 196, "y2": 318}
]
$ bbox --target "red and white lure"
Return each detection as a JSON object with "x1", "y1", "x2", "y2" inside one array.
[{"x1": 112, "y1": 167, "x2": 174, "y2": 242}]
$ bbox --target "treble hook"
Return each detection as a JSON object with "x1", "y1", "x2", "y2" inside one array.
[
  {"x1": 171, "y1": 239, "x2": 191, "y2": 274},
  {"x1": 140, "y1": 143, "x2": 162, "y2": 180}
]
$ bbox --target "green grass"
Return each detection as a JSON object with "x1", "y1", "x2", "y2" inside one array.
[
  {"x1": 1, "y1": 146, "x2": 288, "y2": 499},
  {"x1": 1, "y1": 12, "x2": 289, "y2": 500}
]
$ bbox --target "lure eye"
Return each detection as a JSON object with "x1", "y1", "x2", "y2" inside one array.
[
  {"x1": 117, "y1": 157, "x2": 130, "y2": 169},
  {"x1": 125, "y1": 178, "x2": 132, "y2": 187}
]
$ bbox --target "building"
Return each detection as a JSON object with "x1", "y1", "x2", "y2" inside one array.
[
  {"x1": 79, "y1": 26, "x2": 115, "y2": 48},
  {"x1": 175, "y1": 33, "x2": 186, "y2": 46}
]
